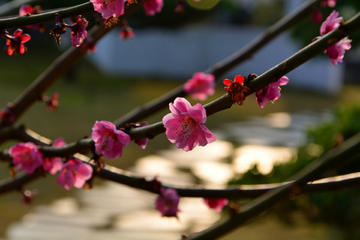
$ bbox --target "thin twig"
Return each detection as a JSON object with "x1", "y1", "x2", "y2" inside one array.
[{"x1": 0, "y1": 2, "x2": 93, "y2": 29}]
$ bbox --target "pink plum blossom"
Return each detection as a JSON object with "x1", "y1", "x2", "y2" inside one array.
[
  {"x1": 90, "y1": 0, "x2": 125, "y2": 19},
  {"x1": 43, "y1": 138, "x2": 65, "y2": 175},
  {"x1": 82, "y1": 37, "x2": 97, "y2": 53},
  {"x1": 325, "y1": 38, "x2": 352, "y2": 65},
  {"x1": 162, "y1": 97, "x2": 216, "y2": 152},
  {"x1": 19, "y1": 5, "x2": 34, "y2": 16},
  {"x1": 311, "y1": 10, "x2": 323, "y2": 24},
  {"x1": 320, "y1": 10, "x2": 352, "y2": 65},
  {"x1": 155, "y1": 187, "x2": 180, "y2": 217},
  {"x1": 183, "y1": 72, "x2": 215, "y2": 101},
  {"x1": 142, "y1": 0, "x2": 163, "y2": 16},
  {"x1": 9, "y1": 142, "x2": 43, "y2": 174},
  {"x1": 204, "y1": 198, "x2": 229, "y2": 212},
  {"x1": 0, "y1": 106, "x2": 15, "y2": 124},
  {"x1": 57, "y1": 159, "x2": 93, "y2": 190},
  {"x1": 3, "y1": 29, "x2": 31, "y2": 55},
  {"x1": 321, "y1": 0, "x2": 336, "y2": 8},
  {"x1": 320, "y1": 10, "x2": 342, "y2": 36},
  {"x1": 255, "y1": 76, "x2": 289, "y2": 108},
  {"x1": 91, "y1": 120, "x2": 131, "y2": 159},
  {"x1": 66, "y1": 15, "x2": 88, "y2": 47},
  {"x1": 119, "y1": 26, "x2": 136, "y2": 40},
  {"x1": 134, "y1": 122, "x2": 148, "y2": 149},
  {"x1": 19, "y1": 5, "x2": 44, "y2": 31}
]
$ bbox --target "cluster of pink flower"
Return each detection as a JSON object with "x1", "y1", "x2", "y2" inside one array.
[
  {"x1": 319, "y1": 10, "x2": 352, "y2": 65},
  {"x1": 9, "y1": 139, "x2": 93, "y2": 190},
  {"x1": 90, "y1": 0, "x2": 163, "y2": 20},
  {"x1": 18, "y1": 6, "x2": 88, "y2": 49},
  {"x1": 155, "y1": 187, "x2": 228, "y2": 218},
  {"x1": 6, "y1": 0, "x2": 167, "y2": 54}
]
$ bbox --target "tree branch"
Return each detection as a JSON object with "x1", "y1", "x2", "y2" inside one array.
[
  {"x1": 0, "y1": 3, "x2": 141, "y2": 127},
  {"x1": 0, "y1": 0, "x2": 44, "y2": 16},
  {"x1": 114, "y1": 0, "x2": 323, "y2": 128},
  {"x1": 2, "y1": 152, "x2": 360, "y2": 199},
  {"x1": 0, "y1": 2, "x2": 94, "y2": 29},
  {"x1": 1, "y1": 12, "x2": 359, "y2": 159},
  {"x1": 187, "y1": 125, "x2": 360, "y2": 239}
]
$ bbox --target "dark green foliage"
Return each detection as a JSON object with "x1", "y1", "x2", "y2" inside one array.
[
  {"x1": 291, "y1": 1, "x2": 360, "y2": 49},
  {"x1": 229, "y1": 104, "x2": 360, "y2": 239}
]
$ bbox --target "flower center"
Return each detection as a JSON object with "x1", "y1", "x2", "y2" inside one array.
[
  {"x1": 176, "y1": 117, "x2": 198, "y2": 141},
  {"x1": 102, "y1": 0, "x2": 116, "y2": 7},
  {"x1": 102, "y1": 134, "x2": 111, "y2": 149}
]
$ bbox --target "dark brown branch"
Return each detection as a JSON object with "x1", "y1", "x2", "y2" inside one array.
[
  {"x1": 0, "y1": 2, "x2": 94, "y2": 29},
  {"x1": 0, "y1": 172, "x2": 42, "y2": 195},
  {"x1": 2, "y1": 155, "x2": 360, "y2": 199},
  {"x1": 188, "y1": 124, "x2": 360, "y2": 239}
]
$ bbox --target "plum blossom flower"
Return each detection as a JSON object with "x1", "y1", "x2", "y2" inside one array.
[
  {"x1": 82, "y1": 37, "x2": 97, "y2": 53},
  {"x1": 325, "y1": 38, "x2": 352, "y2": 66},
  {"x1": 43, "y1": 92, "x2": 59, "y2": 112},
  {"x1": 90, "y1": 0, "x2": 125, "y2": 19},
  {"x1": 320, "y1": 0, "x2": 336, "y2": 8},
  {"x1": 204, "y1": 198, "x2": 229, "y2": 212},
  {"x1": 319, "y1": 10, "x2": 352, "y2": 65},
  {"x1": 255, "y1": 76, "x2": 289, "y2": 108},
  {"x1": 0, "y1": 105, "x2": 15, "y2": 124},
  {"x1": 119, "y1": 27, "x2": 135, "y2": 40},
  {"x1": 65, "y1": 15, "x2": 88, "y2": 47},
  {"x1": 9, "y1": 142, "x2": 43, "y2": 174},
  {"x1": 19, "y1": 5, "x2": 45, "y2": 31},
  {"x1": 42, "y1": 138, "x2": 65, "y2": 175},
  {"x1": 142, "y1": 0, "x2": 163, "y2": 16},
  {"x1": 183, "y1": 72, "x2": 215, "y2": 101},
  {"x1": 119, "y1": 20, "x2": 135, "y2": 40},
  {"x1": 223, "y1": 75, "x2": 251, "y2": 105},
  {"x1": 57, "y1": 159, "x2": 93, "y2": 190},
  {"x1": 175, "y1": 0, "x2": 185, "y2": 14},
  {"x1": 155, "y1": 187, "x2": 180, "y2": 217},
  {"x1": 2, "y1": 29, "x2": 31, "y2": 56},
  {"x1": 91, "y1": 120, "x2": 131, "y2": 159},
  {"x1": 320, "y1": 10, "x2": 342, "y2": 36},
  {"x1": 19, "y1": 5, "x2": 34, "y2": 16},
  {"x1": 311, "y1": 10, "x2": 323, "y2": 24},
  {"x1": 133, "y1": 122, "x2": 148, "y2": 149},
  {"x1": 162, "y1": 97, "x2": 216, "y2": 152}
]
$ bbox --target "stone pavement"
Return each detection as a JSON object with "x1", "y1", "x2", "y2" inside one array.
[{"x1": 6, "y1": 111, "x2": 331, "y2": 240}]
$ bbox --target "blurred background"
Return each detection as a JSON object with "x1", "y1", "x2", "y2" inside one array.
[{"x1": 0, "y1": 0, "x2": 360, "y2": 239}]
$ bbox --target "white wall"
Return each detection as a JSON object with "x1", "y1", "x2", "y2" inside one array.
[{"x1": 89, "y1": 24, "x2": 343, "y2": 94}]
